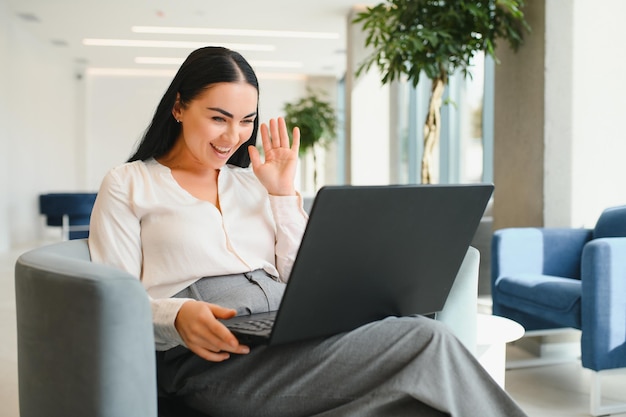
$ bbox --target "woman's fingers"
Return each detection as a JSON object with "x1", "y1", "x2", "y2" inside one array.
[
  {"x1": 269, "y1": 118, "x2": 279, "y2": 148},
  {"x1": 260, "y1": 117, "x2": 294, "y2": 151},
  {"x1": 259, "y1": 122, "x2": 272, "y2": 153},
  {"x1": 291, "y1": 126, "x2": 300, "y2": 153},
  {"x1": 175, "y1": 301, "x2": 249, "y2": 362},
  {"x1": 190, "y1": 323, "x2": 250, "y2": 361},
  {"x1": 194, "y1": 347, "x2": 231, "y2": 362},
  {"x1": 277, "y1": 117, "x2": 291, "y2": 148}
]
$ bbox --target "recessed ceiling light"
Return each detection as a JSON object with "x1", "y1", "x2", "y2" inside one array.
[
  {"x1": 132, "y1": 26, "x2": 339, "y2": 40},
  {"x1": 16, "y1": 12, "x2": 39, "y2": 22},
  {"x1": 51, "y1": 39, "x2": 68, "y2": 47},
  {"x1": 82, "y1": 38, "x2": 275, "y2": 51}
]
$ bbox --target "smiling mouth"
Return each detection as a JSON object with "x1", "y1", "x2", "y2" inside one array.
[{"x1": 211, "y1": 143, "x2": 231, "y2": 154}]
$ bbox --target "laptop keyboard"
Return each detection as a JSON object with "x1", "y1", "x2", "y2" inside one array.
[{"x1": 226, "y1": 317, "x2": 275, "y2": 333}]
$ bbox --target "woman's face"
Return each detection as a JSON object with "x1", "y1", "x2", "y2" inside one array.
[{"x1": 172, "y1": 81, "x2": 258, "y2": 169}]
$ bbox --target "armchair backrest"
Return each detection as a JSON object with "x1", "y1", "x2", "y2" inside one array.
[
  {"x1": 593, "y1": 205, "x2": 626, "y2": 239},
  {"x1": 14, "y1": 239, "x2": 157, "y2": 417},
  {"x1": 492, "y1": 227, "x2": 592, "y2": 280}
]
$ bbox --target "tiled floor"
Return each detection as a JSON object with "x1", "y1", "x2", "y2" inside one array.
[
  {"x1": 2, "y1": 241, "x2": 626, "y2": 417},
  {"x1": 506, "y1": 344, "x2": 626, "y2": 417}
]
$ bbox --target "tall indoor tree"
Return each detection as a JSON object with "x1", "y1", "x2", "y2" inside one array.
[{"x1": 353, "y1": 0, "x2": 530, "y2": 183}]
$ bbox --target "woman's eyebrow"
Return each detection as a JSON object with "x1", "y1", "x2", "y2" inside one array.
[{"x1": 208, "y1": 107, "x2": 257, "y2": 119}]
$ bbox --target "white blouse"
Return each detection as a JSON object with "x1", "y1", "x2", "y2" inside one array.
[{"x1": 88, "y1": 158, "x2": 308, "y2": 350}]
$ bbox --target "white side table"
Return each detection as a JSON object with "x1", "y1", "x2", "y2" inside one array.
[{"x1": 475, "y1": 314, "x2": 525, "y2": 388}]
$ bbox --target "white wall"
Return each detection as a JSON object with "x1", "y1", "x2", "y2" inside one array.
[
  {"x1": 84, "y1": 73, "x2": 308, "y2": 190},
  {"x1": 258, "y1": 76, "x2": 307, "y2": 124},
  {"x1": 570, "y1": 0, "x2": 626, "y2": 227},
  {"x1": 0, "y1": 0, "x2": 10, "y2": 251},
  {"x1": 0, "y1": 0, "x2": 80, "y2": 248},
  {"x1": 84, "y1": 74, "x2": 170, "y2": 189},
  {"x1": 545, "y1": 0, "x2": 626, "y2": 227},
  {"x1": 544, "y1": 0, "x2": 575, "y2": 227},
  {"x1": 346, "y1": 7, "x2": 391, "y2": 185}
]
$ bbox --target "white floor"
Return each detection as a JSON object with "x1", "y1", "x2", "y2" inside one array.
[
  {"x1": 505, "y1": 345, "x2": 626, "y2": 417},
  {"x1": 2, "y1": 241, "x2": 626, "y2": 417}
]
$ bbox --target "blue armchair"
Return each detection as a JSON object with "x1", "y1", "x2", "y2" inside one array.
[{"x1": 491, "y1": 205, "x2": 626, "y2": 416}]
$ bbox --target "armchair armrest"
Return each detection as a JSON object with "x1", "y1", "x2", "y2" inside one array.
[
  {"x1": 581, "y1": 237, "x2": 626, "y2": 371},
  {"x1": 15, "y1": 240, "x2": 157, "y2": 417},
  {"x1": 435, "y1": 246, "x2": 479, "y2": 354},
  {"x1": 492, "y1": 227, "x2": 593, "y2": 289}
]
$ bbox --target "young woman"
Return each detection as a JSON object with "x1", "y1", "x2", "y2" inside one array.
[{"x1": 89, "y1": 46, "x2": 527, "y2": 417}]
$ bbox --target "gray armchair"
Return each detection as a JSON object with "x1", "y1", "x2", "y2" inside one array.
[{"x1": 15, "y1": 239, "x2": 480, "y2": 417}]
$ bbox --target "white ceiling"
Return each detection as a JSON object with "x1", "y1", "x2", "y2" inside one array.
[{"x1": 8, "y1": 0, "x2": 368, "y2": 78}]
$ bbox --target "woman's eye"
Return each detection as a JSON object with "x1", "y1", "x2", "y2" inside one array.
[
  {"x1": 242, "y1": 119, "x2": 255, "y2": 125},
  {"x1": 212, "y1": 116, "x2": 226, "y2": 122}
]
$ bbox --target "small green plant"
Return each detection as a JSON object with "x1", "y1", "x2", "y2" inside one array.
[
  {"x1": 354, "y1": 0, "x2": 530, "y2": 183},
  {"x1": 283, "y1": 89, "x2": 337, "y2": 190}
]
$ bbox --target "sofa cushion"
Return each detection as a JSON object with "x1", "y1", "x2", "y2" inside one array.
[{"x1": 495, "y1": 273, "x2": 581, "y2": 329}]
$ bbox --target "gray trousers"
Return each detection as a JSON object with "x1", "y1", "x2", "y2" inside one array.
[{"x1": 157, "y1": 270, "x2": 527, "y2": 417}]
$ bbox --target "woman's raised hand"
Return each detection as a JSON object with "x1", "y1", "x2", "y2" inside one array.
[{"x1": 248, "y1": 117, "x2": 300, "y2": 196}]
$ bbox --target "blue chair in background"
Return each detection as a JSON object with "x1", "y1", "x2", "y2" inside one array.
[
  {"x1": 39, "y1": 193, "x2": 97, "y2": 240},
  {"x1": 492, "y1": 205, "x2": 626, "y2": 416}
]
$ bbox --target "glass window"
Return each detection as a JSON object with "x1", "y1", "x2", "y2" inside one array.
[{"x1": 395, "y1": 53, "x2": 489, "y2": 185}]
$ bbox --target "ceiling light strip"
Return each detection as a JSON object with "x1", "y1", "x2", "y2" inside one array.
[
  {"x1": 135, "y1": 57, "x2": 184, "y2": 65},
  {"x1": 83, "y1": 38, "x2": 275, "y2": 51},
  {"x1": 135, "y1": 56, "x2": 303, "y2": 69},
  {"x1": 251, "y1": 60, "x2": 303, "y2": 68},
  {"x1": 87, "y1": 67, "x2": 307, "y2": 80},
  {"x1": 86, "y1": 68, "x2": 178, "y2": 77},
  {"x1": 132, "y1": 26, "x2": 339, "y2": 40}
]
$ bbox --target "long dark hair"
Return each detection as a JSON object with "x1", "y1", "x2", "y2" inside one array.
[{"x1": 128, "y1": 46, "x2": 259, "y2": 168}]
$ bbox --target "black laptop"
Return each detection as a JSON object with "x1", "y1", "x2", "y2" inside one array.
[{"x1": 223, "y1": 183, "x2": 493, "y2": 346}]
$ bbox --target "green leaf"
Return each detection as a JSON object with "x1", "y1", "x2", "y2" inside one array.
[
  {"x1": 352, "y1": 0, "x2": 530, "y2": 85},
  {"x1": 282, "y1": 88, "x2": 338, "y2": 155}
]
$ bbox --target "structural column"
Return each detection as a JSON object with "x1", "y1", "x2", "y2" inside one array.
[
  {"x1": 493, "y1": 0, "x2": 626, "y2": 230},
  {"x1": 492, "y1": 0, "x2": 546, "y2": 230},
  {"x1": 345, "y1": 7, "x2": 391, "y2": 185}
]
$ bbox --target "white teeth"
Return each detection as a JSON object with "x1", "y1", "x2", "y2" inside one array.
[{"x1": 211, "y1": 144, "x2": 230, "y2": 153}]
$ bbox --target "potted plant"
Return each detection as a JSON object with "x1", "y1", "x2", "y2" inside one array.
[
  {"x1": 353, "y1": 0, "x2": 531, "y2": 183},
  {"x1": 283, "y1": 88, "x2": 338, "y2": 191}
]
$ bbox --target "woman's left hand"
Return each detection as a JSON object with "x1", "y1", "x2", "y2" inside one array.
[{"x1": 249, "y1": 117, "x2": 300, "y2": 196}]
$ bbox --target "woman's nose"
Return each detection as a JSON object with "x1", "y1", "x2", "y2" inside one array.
[{"x1": 223, "y1": 125, "x2": 240, "y2": 143}]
